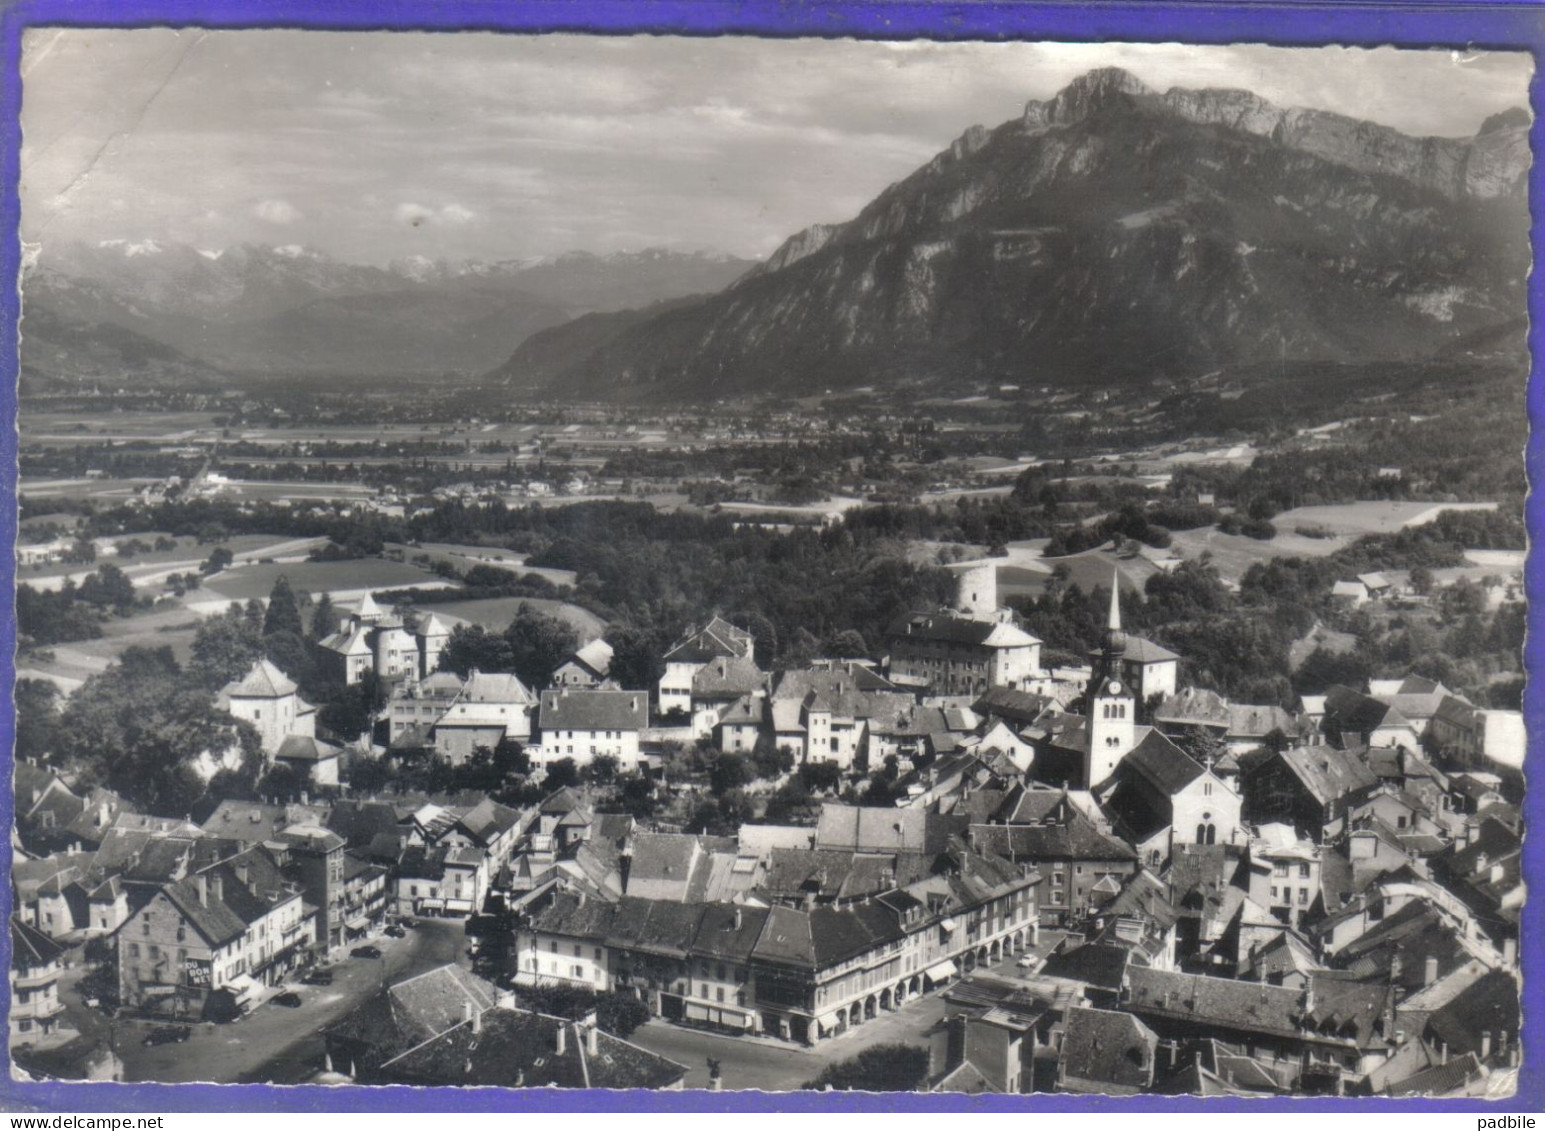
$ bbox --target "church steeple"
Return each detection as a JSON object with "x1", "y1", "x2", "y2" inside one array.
[{"x1": 1105, "y1": 567, "x2": 1127, "y2": 656}]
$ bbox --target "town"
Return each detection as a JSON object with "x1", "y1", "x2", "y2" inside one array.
[
  {"x1": 9, "y1": 504, "x2": 1523, "y2": 1094},
  {"x1": 10, "y1": 31, "x2": 1532, "y2": 1106}
]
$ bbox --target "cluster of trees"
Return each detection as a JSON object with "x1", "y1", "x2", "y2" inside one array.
[
  {"x1": 52, "y1": 644, "x2": 263, "y2": 817},
  {"x1": 18, "y1": 563, "x2": 140, "y2": 646},
  {"x1": 512, "y1": 984, "x2": 656, "y2": 1040},
  {"x1": 438, "y1": 604, "x2": 581, "y2": 689},
  {"x1": 801, "y1": 1043, "x2": 932, "y2": 1091}
]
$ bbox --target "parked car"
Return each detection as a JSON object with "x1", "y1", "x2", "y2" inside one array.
[
  {"x1": 143, "y1": 1025, "x2": 191, "y2": 1046},
  {"x1": 351, "y1": 945, "x2": 382, "y2": 959},
  {"x1": 301, "y1": 969, "x2": 334, "y2": 986},
  {"x1": 274, "y1": 991, "x2": 303, "y2": 1008},
  {"x1": 384, "y1": 924, "x2": 407, "y2": 938},
  {"x1": 1016, "y1": 954, "x2": 1039, "y2": 969}
]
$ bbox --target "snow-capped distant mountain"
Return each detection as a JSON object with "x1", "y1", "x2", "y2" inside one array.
[{"x1": 23, "y1": 238, "x2": 756, "y2": 382}]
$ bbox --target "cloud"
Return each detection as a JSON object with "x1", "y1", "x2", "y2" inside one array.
[
  {"x1": 253, "y1": 197, "x2": 300, "y2": 224},
  {"x1": 394, "y1": 201, "x2": 476, "y2": 227}
]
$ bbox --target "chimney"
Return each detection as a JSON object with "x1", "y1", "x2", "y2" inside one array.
[
  {"x1": 462, "y1": 1000, "x2": 475, "y2": 1028},
  {"x1": 1503, "y1": 937, "x2": 1518, "y2": 967},
  {"x1": 210, "y1": 873, "x2": 224, "y2": 903},
  {"x1": 630, "y1": 696, "x2": 638, "y2": 712},
  {"x1": 514, "y1": 1069, "x2": 525, "y2": 1087},
  {"x1": 196, "y1": 874, "x2": 208, "y2": 906},
  {"x1": 555, "y1": 1025, "x2": 567, "y2": 1055},
  {"x1": 1481, "y1": 1031, "x2": 1493, "y2": 1061},
  {"x1": 586, "y1": 1023, "x2": 599, "y2": 1055},
  {"x1": 1424, "y1": 956, "x2": 1439, "y2": 988},
  {"x1": 301, "y1": 790, "x2": 309, "y2": 807},
  {"x1": 733, "y1": 907, "x2": 743, "y2": 931}
]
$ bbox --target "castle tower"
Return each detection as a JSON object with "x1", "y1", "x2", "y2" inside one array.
[
  {"x1": 954, "y1": 561, "x2": 999, "y2": 621},
  {"x1": 1085, "y1": 570, "x2": 1136, "y2": 787}
]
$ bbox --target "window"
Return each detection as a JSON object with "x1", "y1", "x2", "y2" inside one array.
[
  {"x1": 1298, "y1": 888, "x2": 1309, "y2": 906},
  {"x1": 1203, "y1": 782, "x2": 1213, "y2": 796},
  {"x1": 717, "y1": 987, "x2": 725, "y2": 1003},
  {"x1": 1299, "y1": 863, "x2": 1311, "y2": 878},
  {"x1": 594, "y1": 947, "x2": 603, "y2": 961},
  {"x1": 1271, "y1": 886, "x2": 1278, "y2": 900},
  {"x1": 574, "y1": 944, "x2": 583, "y2": 957},
  {"x1": 572, "y1": 965, "x2": 583, "y2": 978}
]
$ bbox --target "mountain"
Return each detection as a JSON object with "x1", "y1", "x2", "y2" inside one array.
[
  {"x1": 22, "y1": 241, "x2": 755, "y2": 383},
  {"x1": 494, "y1": 67, "x2": 1530, "y2": 402}
]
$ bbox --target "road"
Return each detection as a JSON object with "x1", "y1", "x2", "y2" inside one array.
[{"x1": 33, "y1": 919, "x2": 469, "y2": 1084}]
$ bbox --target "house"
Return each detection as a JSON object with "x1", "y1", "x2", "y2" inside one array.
[
  {"x1": 1332, "y1": 580, "x2": 1369, "y2": 606},
  {"x1": 1419, "y1": 969, "x2": 1521, "y2": 1070},
  {"x1": 322, "y1": 964, "x2": 503, "y2": 1080},
  {"x1": 394, "y1": 844, "x2": 488, "y2": 918},
  {"x1": 373, "y1": 1006, "x2": 688, "y2": 1089},
  {"x1": 535, "y1": 689, "x2": 649, "y2": 771},
  {"x1": 216, "y1": 659, "x2": 317, "y2": 758},
  {"x1": 1240, "y1": 745, "x2": 1379, "y2": 842},
  {"x1": 1320, "y1": 686, "x2": 1422, "y2": 750},
  {"x1": 1098, "y1": 729, "x2": 1243, "y2": 867},
  {"x1": 888, "y1": 613, "x2": 1043, "y2": 697},
  {"x1": 1057, "y1": 1006, "x2": 1158, "y2": 1094},
  {"x1": 658, "y1": 618, "x2": 755, "y2": 715},
  {"x1": 273, "y1": 736, "x2": 342, "y2": 787},
  {"x1": 316, "y1": 592, "x2": 448, "y2": 685},
  {"x1": 1244, "y1": 824, "x2": 1321, "y2": 929},
  {"x1": 969, "y1": 809, "x2": 1137, "y2": 925},
  {"x1": 117, "y1": 848, "x2": 317, "y2": 1018},
  {"x1": 433, "y1": 670, "x2": 537, "y2": 762},
  {"x1": 688, "y1": 654, "x2": 766, "y2": 738},
  {"x1": 933, "y1": 1007, "x2": 1034, "y2": 1094},
  {"x1": 1121, "y1": 968, "x2": 1397, "y2": 1091},
  {"x1": 552, "y1": 637, "x2": 616, "y2": 689},
  {"x1": 10, "y1": 916, "x2": 67, "y2": 1047},
  {"x1": 517, "y1": 848, "x2": 1039, "y2": 1046}
]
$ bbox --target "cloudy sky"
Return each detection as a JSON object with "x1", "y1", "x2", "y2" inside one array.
[{"x1": 20, "y1": 30, "x2": 1532, "y2": 265}]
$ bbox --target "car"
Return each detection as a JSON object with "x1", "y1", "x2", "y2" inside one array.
[
  {"x1": 384, "y1": 924, "x2": 407, "y2": 938},
  {"x1": 273, "y1": 991, "x2": 303, "y2": 1008},
  {"x1": 142, "y1": 1025, "x2": 191, "y2": 1046},
  {"x1": 1016, "y1": 954, "x2": 1039, "y2": 969},
  {"x1": 350, "y1": 945, "x2": 382, "y2": 959},
  {"x1": 301, "y1": 969, "x2": 334, "y2": 986}
]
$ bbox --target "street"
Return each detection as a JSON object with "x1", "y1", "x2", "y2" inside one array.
[{"x1": 31, "y1": 919, "x2": 469, "y2": 1084}]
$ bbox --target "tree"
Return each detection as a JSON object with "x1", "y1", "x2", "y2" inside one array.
[
  {"x1": 1409, "y1": 565, "x2": 1435, "y2": 597},
  {"x1": 544, "y1": 758, "x2": 580, "y2": 792},
  {"x1": 827, "y1": 629, "x2": 869, "y2": 659},
  {"x1": 190, "y1": 607, "x2": 265, "y2": 690},
  {"x1": 257, "y1": 761, "x2": 307, "y2": 802},
  {"x1": 201, "y1": 546, "x2": 234, "y2": 575},
  {"x1": 588, "y1": 754, "x2": 620, "y2": 785},
  {"x1": 55, "y1": 646, "x2": 251, "y2": 816},
  {"x1": 709, "y1": 752, "x2": 750, "y2": 796},
  {"x1": 14, "y1": 678, "x2": 61, "y2": 763},
  {"x1": 263, "y1": 576, "x2": 305, "y2": 639},
  {"x1": 751, "y1": 736, "x2": 795, "y2": 781},
  {"x1": 801, "y1": 1043, "x2": 931, "y2": 1092},
  {"x1": 504, "y1": 603, "x2": 580, "y2": 689},
  {"x1": 439, "y1": 624, "x2": 517, "y2": 676},
  {"x1": 77, "y1": 563, "x2": 136, "y2": 612},
  {"x1": 605, "y1": 625, "x2": 666, "y2": 691},
  {"x1": 595, "y1": 993, "x2": 651, "y2": 1039},
  {"x1": 801, "y1": 762, "x2": 842, "y2": 793}
]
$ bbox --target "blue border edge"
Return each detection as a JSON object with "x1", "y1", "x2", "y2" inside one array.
[{"x1": 0, "y1": 0, "x2": 1540, "y2": 1114}]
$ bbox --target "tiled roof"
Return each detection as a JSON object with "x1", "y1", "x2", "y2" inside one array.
[
  {"x1": 10, "y1": 915, "x2": 65, "y2": 968},
  {"x1": 968, "y1": 815, "x2": 1136, "y2": 863},
  {"x1": 223, "y1": 659, "x2": 298, "y2": 699},
  {"x1": 1262, "y1": 745, "x2": 1379, "y2": 807},
  {"x1": 973, "y1": 687, "x2": 1057, "y2": 724},
  {"x1": 892, "y1": 613, "x2": 1039, "y2": 648},
  {"x1": 1154, "y1": 687, "x2": 1231, "y2": 729},
  {"x1": 379, "y1": 1009, "x2": 686, "y2": 1089},
  {"x1": 1118, "y1": 728, "x2": 1205, "y2": 795},
  {"x1": 690, "y1": 655, "x2": 765, "y2": 698},
  {"x1": 1120, "y1": 636, "x2": 1179, "y2": 664},
  {"x1": 1388, "y1": 1053, "x2": 1485, "y2": 1097},
  {"x1": 1125, "y1": 968, "x2": 1390, "y2": 1047},
  {"x1": 462, "y1": 670, "x2": 536, "y2": 705},
  {"x1": 324, "y1": 963, "x2": 499, "y2": 1066},
  {"x1": 275, "y1": 735, "x2": 342, "y2": 763},
  {"x1": 1041, "y1": 944, "x2": 1130, "y2": 988},
  {"x1": 1424, "y1": 970, "x2": 1519, "y2": 1055},
  {"x1": 539, "y1": 689, "x2": 647, "y2": 732},
  {"x1": 1059, "y1": 1007, "x2": 1157, "y2": 1093}
]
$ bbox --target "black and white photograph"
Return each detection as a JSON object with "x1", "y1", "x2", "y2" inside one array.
[{"x1": 7, "y1": 29, "x2": 1531, "y2": 1098}]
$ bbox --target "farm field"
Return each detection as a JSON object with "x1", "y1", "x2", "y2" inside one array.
[
  {"x1": 18, "y1": 534, "x2": 328, "y2": 592},
  {"x1": 199, "y1": 557, "x2": 450, "y2": 604},
  {"x1": 19, "y1": 598, "x2": 204, "y2": 690},
  {"x1": 424, "y1": 596, "x2": 607, "y2": 642},
  {"x1": 389, "y1": 542, "x2": 578, "y2": 588},
  {"x1": 1167, "y1": 526, "x2": 1348, "y2": 585},
  {"x1": 1271, "y1": 500, "x2": 1498, "y2": 537}
]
